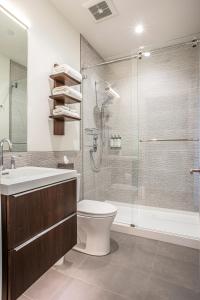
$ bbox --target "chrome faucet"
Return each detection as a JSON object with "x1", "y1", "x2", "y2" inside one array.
[{"x1": 0, "y1": 138, "x2": 13, "y2": 171}]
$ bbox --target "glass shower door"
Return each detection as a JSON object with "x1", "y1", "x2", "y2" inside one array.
[{"x1": 135, "y1": 43, "x2": 200, "y2": 238}]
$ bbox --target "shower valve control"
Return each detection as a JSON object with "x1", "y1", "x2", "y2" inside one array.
[{"x1": 90, "y1": 134, "x2": 98, "y2": 153}]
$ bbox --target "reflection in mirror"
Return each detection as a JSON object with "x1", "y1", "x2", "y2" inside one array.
[{"x1": 0, "y1": 8, "x2": 27, "y2": 151}]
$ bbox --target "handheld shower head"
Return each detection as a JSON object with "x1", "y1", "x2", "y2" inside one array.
[{"x1": 105, "y1": 86, "x2": 120, "y2": 99}]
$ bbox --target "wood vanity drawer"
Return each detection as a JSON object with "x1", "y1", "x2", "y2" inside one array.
[
  {"x1": 4, "y1": 178, "x2": 77, "y2": 249},
  {"x1": 7, "y1": 214, "x2": 77, "y2": 300}
]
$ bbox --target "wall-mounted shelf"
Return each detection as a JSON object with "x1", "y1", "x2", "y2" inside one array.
[
  {"x1": 49, "y1": 115, "x2": 81, "y2": 121},
  {"x1": 49, "y1": 94, "x2": 81, "y2": 104},
  {"x1": 49, "y1": 65, "x2": 81, "y2": 135},
  {"x1": 50, "y1": 72, "x2": 81, "y2": 86},
  {"x1": 49, "y1": 115, "x2": 81, "y2": 135}
]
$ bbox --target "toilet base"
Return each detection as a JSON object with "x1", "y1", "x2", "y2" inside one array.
[
  {"x1": 73, "y1": 242, "x2": 110, "y2": 256},
  {"x1": 73, "y1": 214, "x2": 116, "y2": 256}
]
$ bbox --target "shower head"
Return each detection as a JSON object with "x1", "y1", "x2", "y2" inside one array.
[{"x1": 105, "y1": 86, "x2": 120, "y2": 99}]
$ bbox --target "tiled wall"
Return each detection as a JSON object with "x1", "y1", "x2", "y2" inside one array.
[
  {"x1": 138, "y1": 45, "x2": 200, "y2": 211},
  {"x1": 3, "y1": 151, "x2": 82, "y2": 172}
]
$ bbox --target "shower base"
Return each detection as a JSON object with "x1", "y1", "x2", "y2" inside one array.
[{"x1": 106, "y1": 201, "x2": 200, "y2": 249}]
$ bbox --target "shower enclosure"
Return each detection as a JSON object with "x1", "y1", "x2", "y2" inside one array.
[{"x1": 81, "y1": 36, "x2": 200, "y2": 245}]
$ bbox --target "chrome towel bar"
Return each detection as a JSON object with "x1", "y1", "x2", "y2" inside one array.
[{"x1": 139, "y1": 138, "x2": 199, "y2": 142}]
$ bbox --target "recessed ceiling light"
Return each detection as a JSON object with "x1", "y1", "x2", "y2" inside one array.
[
  {"x1": 135, "y1": 24, "x2": 144, "y2": 34},
  {"x1": 143, "y1": 52, "x2": 151, "y2": 57}
]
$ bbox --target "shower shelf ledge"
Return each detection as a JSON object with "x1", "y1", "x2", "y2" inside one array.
[
  {"x1": 49, "y1": 94, "x2": 81, "y2": 104},
  {"x1": 110, "y1": 147, "x2": 121, "y2": 150}
]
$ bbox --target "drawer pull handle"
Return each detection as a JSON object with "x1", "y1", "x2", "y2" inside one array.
[{"x1": 14, "y1": 213, "x2": 76, "y2": 251}]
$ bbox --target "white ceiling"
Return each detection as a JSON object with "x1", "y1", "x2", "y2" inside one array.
[
  {"x1": 51, "y1": 0, "x2": 200, "y2": 60},
  {"x1": 0, "y1": 9, "x2": 27, "y2": 66}
]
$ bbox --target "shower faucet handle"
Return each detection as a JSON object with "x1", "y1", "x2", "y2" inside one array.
[{"x1": 190, "y1": 168, "x2": 200, "y2": 174}]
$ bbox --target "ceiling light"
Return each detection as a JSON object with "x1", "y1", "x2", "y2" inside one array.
[
  {"x1": 134, "y1": 24, "x2": 144, "y2": 34},
  {"x1": 97, "y1": 8, "x2": 103, "y2": 14},
  {"x1": 143, "y1": 52, "x2": 151, "y2": 57}
]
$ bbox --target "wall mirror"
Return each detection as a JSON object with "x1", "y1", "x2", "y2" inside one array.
[{"x1": 0, "y1": 8, "x2": 27, "y2": 151}]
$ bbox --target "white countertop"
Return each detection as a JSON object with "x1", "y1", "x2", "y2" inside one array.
[{"x1": 0, "y1": 166, "x2": 77, "y2": 195}]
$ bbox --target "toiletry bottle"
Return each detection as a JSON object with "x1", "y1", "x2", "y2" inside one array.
[
  {"x1": 64, "y1": 155, "x2": 69, "y2": 164},
  {"x1": 110, "y1": 135, "x2": 114, "y2": 148},
  {"x1": 112, "y1": 135, "x2": 115, "y2": 147},
  {"x1": 116, "y1": 135, "x2": 120, "y2": 147},
  {"x1": 114, "y1": 135, "x2": 117, "y2": 147},
  {"x1": 119, "y1": 135, "x2": 122, "y2": 148}
]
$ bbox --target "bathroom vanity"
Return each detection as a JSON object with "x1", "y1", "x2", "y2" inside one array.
[{"x1": 0, "y1": 167, "x2": 77, "y2": 300}]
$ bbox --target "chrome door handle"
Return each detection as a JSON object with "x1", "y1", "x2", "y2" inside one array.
[{"x1": 190, "y1": 169, "x2": 200, "y2": 174}]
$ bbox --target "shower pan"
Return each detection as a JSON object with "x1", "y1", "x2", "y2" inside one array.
[{"x1": 81, "y1": 35, "x2": 200, "y2": 249}]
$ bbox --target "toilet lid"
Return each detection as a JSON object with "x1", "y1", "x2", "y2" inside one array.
[{"x1": 77, "y1": 200, "x2": 117, "y2": 217}]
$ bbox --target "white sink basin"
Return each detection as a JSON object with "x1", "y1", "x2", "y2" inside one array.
[{"x1": 0, "y1": 166, "x2": 77, "y2": 195}]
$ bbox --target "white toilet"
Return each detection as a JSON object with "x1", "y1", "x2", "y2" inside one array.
[{"x1": 74, "y1": 175, "x2": 117, "y2": 256}]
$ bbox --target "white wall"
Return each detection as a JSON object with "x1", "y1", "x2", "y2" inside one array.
[
  {"x1": 0, "y1": 0, "x2": 81, "y2": 151},
  {"x1": 0, "y1": 53, "x2": 10, "y2": 141}
]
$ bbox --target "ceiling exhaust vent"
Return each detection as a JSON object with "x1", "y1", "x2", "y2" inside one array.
[{"x1": 83, "y1": 0, "x2": 117, "y2": 23}]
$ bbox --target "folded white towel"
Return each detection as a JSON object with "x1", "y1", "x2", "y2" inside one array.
[
  {"x1": 53, "y1": 107, "x2": 80, "y2": 119},
  {"x1": 52, "y1": 85, "x2": 82, "y2": 101},
  {"x1": 55, "y1": 105, "x2": 78, "y2": 114},
  {"x1": 52, "y1": 64, "x2": 82, "y2": 82}
]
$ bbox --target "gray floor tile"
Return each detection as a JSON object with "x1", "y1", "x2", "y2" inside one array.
[
  {"x1": 157, "y1": 241, "x2": 200, "y2": 265},
  {"x1": 25, "y1": 268, "x2": 131, "y2": 300},
  {"x1": 53, "y1": 249, "x2": 88, "y2": 277},
  {"x1": 73, "y1": 255, "x2": 149, "y2": 299},
  {"x1": 22, "y1": 232, "x2": 200, "y2": 300},
  {"x1": 25, "y1": 269, "x2": 68, "y2": 300},
  {"x1": 98, "y1": 235, "x2": 157, "y2": 272},
  {"x1": 110, "y1": 231, "x2": 159, "y2": 255},
  {"x1": 17, "y1": 295, "x2": 31, "y2": 300},
  {"x1": 152, "y1": 254, "x2": 200, "y2": 291},
  {"x1": 53, "y1": 276, "x2": 132, "y2": 300},
  {"x1": 146, "y1": 275, "x2": 200, "y2": 300}
]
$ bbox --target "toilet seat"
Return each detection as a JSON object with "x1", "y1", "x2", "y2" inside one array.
[{"x1": 77, "y1": 200, "x2": 117, "y2": 218}]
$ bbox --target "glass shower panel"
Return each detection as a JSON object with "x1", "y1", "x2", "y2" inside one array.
[
  {"x1": 104, "y1": 59, "x2": 139, "y2": 225},
  {"x1": 136, "y1": 44, "x2": 200, "y2": 238},
  {"x1": 82, "y1": 58, "x2": 139, "y2": 225}
]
